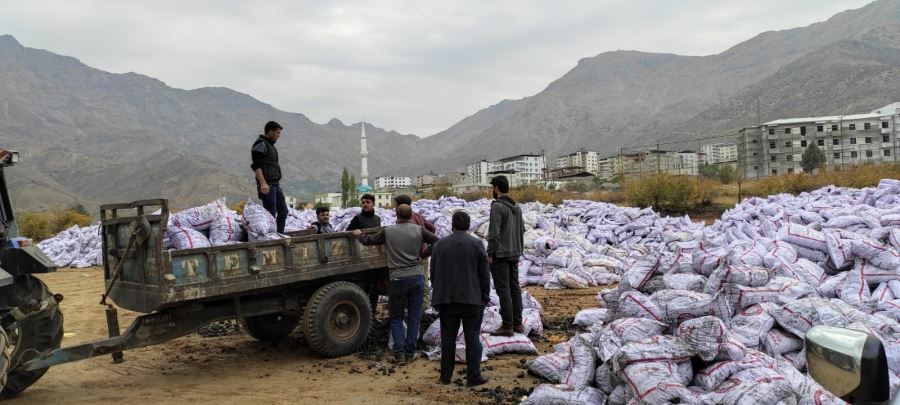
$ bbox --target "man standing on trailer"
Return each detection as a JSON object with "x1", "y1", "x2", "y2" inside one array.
[{"x1": 250, "y1": 121, "x2": 288, "y2": 233}]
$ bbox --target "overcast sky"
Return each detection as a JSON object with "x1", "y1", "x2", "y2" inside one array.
[{"x1": 1, "y1": 1, "x2": 873, "y2": 136}]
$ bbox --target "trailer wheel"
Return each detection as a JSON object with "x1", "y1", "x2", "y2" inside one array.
[
  {"x1": 303, "y1": 281, "x2": 372, "y2": 357},
  {"x1": 240, "y1": 313, "x2": 300, "y2": 341},
  {"x1": 0, "y1": 276, "x2": 63, "y2": 397},
  {"x1": 1, "y1": 328, "x2": 9, "y2": 394}
]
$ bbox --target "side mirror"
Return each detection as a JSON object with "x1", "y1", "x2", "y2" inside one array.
[{"x1": 805, "y1": 325, "x2": 891, "y2": 403}]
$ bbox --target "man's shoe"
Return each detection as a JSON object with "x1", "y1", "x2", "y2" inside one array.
[
  {"x1": 513, "y1": 324, "x2": 525, "y2": 334},
  {"x1": 438, "y1": 376, "x2": 451, "y2": 385},
  {"x1": 405, "y1": 352, "x2": 418, "y2": 364},
  {"x1": 392, "y1": 352, "x2": 406, "y2": 364},
  {"x1": 491, "y1": 324, "x2": 514, "y2": 337},
  {"x1": 466, "y1": 375, "x2": 490, "y2": 387}
]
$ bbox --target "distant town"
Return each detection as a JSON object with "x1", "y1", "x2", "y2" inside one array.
[{"x1": 312, "y1": 101, "x2": 900, "y2": 208}]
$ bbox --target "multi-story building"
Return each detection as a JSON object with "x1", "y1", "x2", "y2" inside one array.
[
  {"x1": 466, "y1": 160, "x2": 492, "y2": 185},
  {"x1": 492, "y1": 154, "x2": 545, "y2": 184},
  {"x1": 737, "y1": 102, "x2": 900, "y2": 179},
  {"x1": 314, "y1": 191, "x2": 394, "y2": 208},
  {"x1": 557, "y1": 149, "x2": 601, "y2": 174},
  {"x1": 436, "y1": 172, "x2": 467, "y2": 186},
  {"x1": 596, "y1": 155, "x2": 624, "y2": 180},
  {"x1": 413, "y1": 173, "x2": 436, "y2": 188},
  {"x1": 618, "y1": 150, "x2": 699, "y2": 177},
  {"x1": 700, "y1": 143, "x2": 738, "y2": 165},
  {"x1": 374, "y1": 176, "x2": 411, "y2": 190}
]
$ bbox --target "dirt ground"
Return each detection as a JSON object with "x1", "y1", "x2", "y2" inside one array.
[{"x1": 7, "y1": 268, "x2": 599, "y2": 404}]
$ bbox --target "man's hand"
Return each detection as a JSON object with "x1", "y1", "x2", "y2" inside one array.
[
  {"x1": 487, "y1": 256, "x2": 493, "y2": 264},
  {"x1": 308, "y1": 225, "x2": 316, "y2": 230},
  {"x1": 260, "y1": 183, "x2": 270, "y2": 195},
  {"x1": 351, "y1": 229, "x2": 362, "y2": 237}
]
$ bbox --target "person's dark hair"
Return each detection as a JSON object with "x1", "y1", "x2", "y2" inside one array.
[
  {"x1": 396, "y1": 204, "x2": 412, "y2": 220},
  {"x1": 264, "y1": 121, "x2": 283, "y2": 134},
  {"x1": 315, "y1": 206, "x2": 329, "y2": 215},
  {"x1": 393, "y1": 194, "x2": 412, "y2": 206},
  {"x1": 452, "y1": 211, "x2": 470, "y2": 231},
  {"x1": 361, "y1": 194, "x2": 376, "y2": 203},
  {"x1": 490, "y1": 175, "x2": 510, "y2": 193}
]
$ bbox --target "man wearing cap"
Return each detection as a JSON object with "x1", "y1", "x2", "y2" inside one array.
[
  {"x1": 486, "y1": 175, "x2": 525, "y2": 337},
  {"x1": 250, "y1": 121, "x2": 288, "y2": 233}
]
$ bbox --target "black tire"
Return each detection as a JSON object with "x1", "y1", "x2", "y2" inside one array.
[
  {"x1": 240, "y1": 313, "x2": 301, "y2": 341},
  {"x1": 303, "y1": 281, "x2": 372, "y2": 357},
  {"x1": 1, "y1": 328, "x2": 9, "y2": 393},
  {"x1": 0, "y1": 276, "x2": 64, "y2": 397}
]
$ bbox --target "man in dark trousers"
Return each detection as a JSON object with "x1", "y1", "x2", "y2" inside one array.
[
  {"x1": 353, "y1": 204, "x2": 438, "y2": 364},
  {"x1": 250, "y1": 121, "x2": 288, "y2": 233},
  {"x1": 346, "y1": 194, "x2": 381, "y2": 231},
  {"x1": 430, "y1": 211, "x2": 491, "y2": 387},
  {"x1": 308, "y1": 206, "x2": 334, "y2": 234},
  {"x1": 486, "y1": 175, "x2": 525, "y2": 337}
]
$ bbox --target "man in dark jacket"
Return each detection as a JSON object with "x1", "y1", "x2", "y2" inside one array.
[
  {"x1": 353, "y1": 205, "x2": 438, "y2": 364},
  {"x1": 308, "y1": 206, "x2": 334, "y2": 234},
  {"x1": 430, "y1": 211, "x2": 491, "y2": 387},
  {"x1": 486, "y1": 175, "x2": 525, "y2": 337},
  {"x1": 250, "y1": 121, "x2": 288, "y2": 233},
  {"x1": 346, "y1": 194, "x2": 381, "y2": 231}
]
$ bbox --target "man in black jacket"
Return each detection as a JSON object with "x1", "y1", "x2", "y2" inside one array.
[
  {"x1": 486, "y1": 175, "x2": 525, "y2": 337},
  {"x1": 346, "y1": 194, "x2": 381, "y2": 231},
  {"x1": 250, "y1": 121, "x2": 288, "y2": 233},
  {"x1": 308, "y1": 206, "x2": 334, "y2": 234},
  {"x1": 430, "y1": 211, "x2": 491, "y2": 387}
]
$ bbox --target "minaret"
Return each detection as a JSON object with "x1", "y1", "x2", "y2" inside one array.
[{"x1": 360, "y1": 122, "x2": 369, "y2": 186}]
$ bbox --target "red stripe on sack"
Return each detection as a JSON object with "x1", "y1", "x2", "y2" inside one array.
[
  {"x1": 625, "y1": 295, "x2": 663, "y2": 322},
  {"x1": 786, "y1": 225, "x2": 826, "y2": 244}
]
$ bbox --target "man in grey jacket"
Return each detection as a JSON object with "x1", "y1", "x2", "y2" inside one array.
[
  {"x1": 430, "y1": 211, "x2": 491, "y2": 386},
  {"x1": 486, "y1": 175, "x2": 525, "y2": 337},
  {"x1": 353, "y1": 205, "x2": 439, "y2": 364}
]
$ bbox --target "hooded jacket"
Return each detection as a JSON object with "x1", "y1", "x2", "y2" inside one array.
[{"x1": 486, "y1": 195, "x2": 525, "y2": 259}]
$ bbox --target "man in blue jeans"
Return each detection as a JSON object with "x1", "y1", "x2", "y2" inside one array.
[
  {"x1": 353, "y1": 204, "x2": 439, "y2": 364},
  {"x1": 250, "y1": 121, "x2": 288, "y2": 233}
]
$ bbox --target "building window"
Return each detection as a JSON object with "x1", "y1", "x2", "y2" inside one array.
[
  {"x1": 768, "y1": 128, "x2": 775, "y2": 135},
  {"x1": 886, "y1": 149, "x2": 892, "y2": 157},
  {"x1": 752, "y1": 152, "x2": 758, "y2": 156},
  {"x1": 865, "y1": 137, "x2": 872, "y2": 144},
  {"x1": 753, "y1": 165, "x2": 759, "y2": 170},
  {"x1": 786, "y1": 154, "x2": 793, "y2": 161},
  {"x1": 831, "y1": 124, "x2": 838, "y2": 131},
  {"x1": 833, "y1": 138, "x2": 839, "y2": 145},
  {"x1": 772, "y1": 169, "x2": 778, "y2": 175},
  {"x1": 851, "y1": 151, "x2": 858, "y2": 158},
  {"x1": 850, "y1": 138, "x2": 857, "y2": 145},
  {"x1": 849, "y1": 124, "x2": 856, "y2": 130},
  {"x1": 833, "y1": 152, "x2": 840, "y2": 159},
  {"x1": 817, "y1": 125, "x2": 824, "y2": 132},
  {"x1": 771, "y1": 155, "x2": 777, "y2": 162},
  {"x1": 864, "y1": 123, "x2": 871, "y2": 130},
  {"x1": 883, "y1": 121, "x2": 890, "y2": 129},
  {"x1": 752, "y1": 139, "x2": 758, "y2": 144},
  {"x1": 817, "y1": 139, "x2": 824, "y2": 146},
  {"x1": 866, "y1": 150, "x2": 873, "y2": 158},
  {"x1": 769, "y1": 141, "x2": 776, "y2": 149},
  {"x1": 800, "y1": 127, "x2": 806, "y2": 136},
  {"x1": 788, "y1": 168, "x2": 794, "y2": 174},
  {"x1": 884, "y1": 135, "x2": 890, "y2": 142},
  {"x1": 784, "y1": 128, "x2": 791, "y2": 134},
  {"x1": 801, "y1": 140, "x2": 807, "y2": 147}
]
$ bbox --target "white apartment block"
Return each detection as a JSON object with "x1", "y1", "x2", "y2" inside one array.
[
  {"x1": 557, "y1": 149, "x2": 601, "y2": 174},
  {"x1": 374, "y1": 176, "x2": 411, "y2": 190},
  {"x1": 700, "y1": 143, "x2": 738, "y2": 165},
  {"x1": 492, "y1": 154, "x2": 545, "y2": 184},
  {"x1": 737, "y1": 102, "x2": 900, "y2": 179},
  {"x1": 466, "y1": 160, "x2": 492, "y2": 185}
]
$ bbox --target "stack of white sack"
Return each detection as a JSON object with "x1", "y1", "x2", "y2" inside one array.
[
  {"x1": 525, "y1": 179, "x2": 900, "y2": 405},
  {"x1": 37, "y1": 225, "x2": 102, "y2": 268},
  {"x1": 419, "y1": 290, "x2": 544, "y2": 363}
]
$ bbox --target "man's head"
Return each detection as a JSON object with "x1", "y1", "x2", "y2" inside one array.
[
  {"x1": 490, "y1": 175, "x2": 510, "y2": 199},
  {"x1": 396, "y1": 204, "x2": 412, "y2": 220},
  {"x1": 393, "y1": 194, "x2": 412, "y2": 207},
  {"x1": 264, "y1": 121, "x2": 283, "y2": 142},
  {"x1": 315, "y1": 206, "x2": 330, "y2": 223},
  {"x1": 361, "y1": 194, "x2": 376, "y2": 212},
  {"x1": 452, "y1": 211, "x2": 471, "y2": 231}
]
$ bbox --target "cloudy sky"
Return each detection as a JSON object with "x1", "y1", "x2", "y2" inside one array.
[{"x1": 2, "y1": 0, "x2": 873, "y2": 136}]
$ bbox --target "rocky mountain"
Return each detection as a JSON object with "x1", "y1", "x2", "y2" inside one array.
[
  {"x1": 402, "y1": 0, "x2": 900, "y2": 173},
  {"x1": 0, "y1": 34, "x2": 425, "y2": 211}
]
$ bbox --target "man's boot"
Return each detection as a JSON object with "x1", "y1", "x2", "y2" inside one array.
[
  {"x1": 467, "y1": 375, "x2": 490, "y2": 387},
  {"x1": 492, "y1": 324, "x2": 514, "y2": 337},
  {"x1": 513, "y1": 324, "x2": 525, "y2": 334}
]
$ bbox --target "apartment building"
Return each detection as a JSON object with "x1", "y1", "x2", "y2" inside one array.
[
  {"x1": 737, "y1": 102, "x2": 900, "y2": 179},
  {"x1": 557, "y1": 149, "x2": 601, "y2": 174},
  {"x1": 700, "y1": 143, "x2": 738, "y2": 164},
  {"x1": 492, "y1": 154, "x2": 545, "y2": 184},
  {"x1": 374, "y1": 176, "x2": 412, "y2": 190}
]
